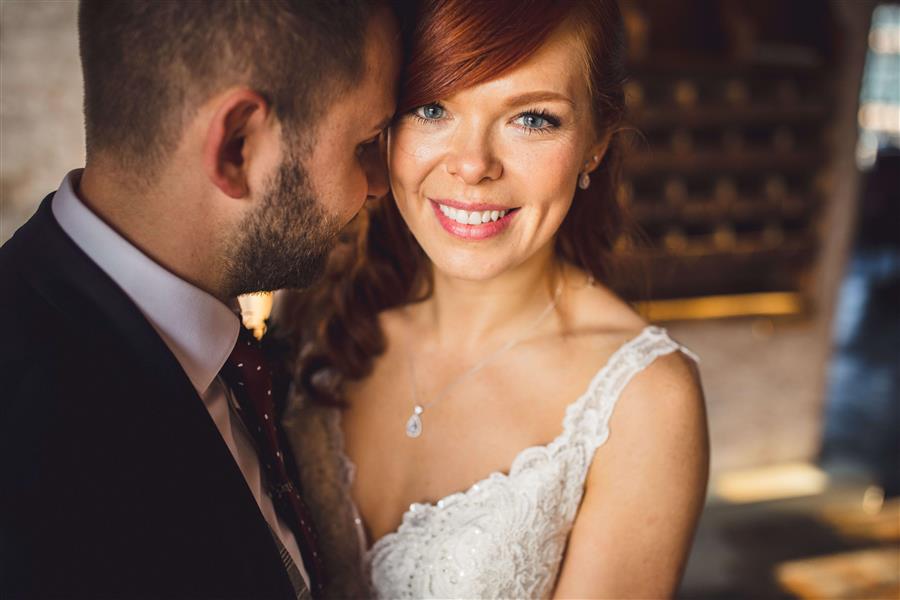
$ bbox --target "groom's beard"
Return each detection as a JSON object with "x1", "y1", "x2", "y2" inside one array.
[{"x1": 222, "y1": 155, "x2": 341, "y2": 297}]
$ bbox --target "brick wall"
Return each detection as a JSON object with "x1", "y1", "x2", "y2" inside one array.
[{"x1": 1, "y1": 1, "x2": 83, "y2": 244}]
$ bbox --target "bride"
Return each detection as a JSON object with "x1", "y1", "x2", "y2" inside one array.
[{"x1": 278, "y1": 0, "x2": 709, "y2": 597}]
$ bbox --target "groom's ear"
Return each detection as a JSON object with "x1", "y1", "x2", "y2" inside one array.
[{"x1": 203, "y1": 88, "x2": 271, "y2": 199}]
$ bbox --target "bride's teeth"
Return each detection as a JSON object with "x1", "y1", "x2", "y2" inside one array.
[{"x1": 439, "y1": 203, "x2": 513, "y2": 224}]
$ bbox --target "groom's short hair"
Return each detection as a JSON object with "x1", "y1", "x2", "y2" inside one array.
[{"x1": 78, "y1": 0, "x2": 381, "y2": 174}]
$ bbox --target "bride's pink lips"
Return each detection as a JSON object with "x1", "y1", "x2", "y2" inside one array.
[{"x1": 429, "y1": 198, "x2": 519, "y2": 241}]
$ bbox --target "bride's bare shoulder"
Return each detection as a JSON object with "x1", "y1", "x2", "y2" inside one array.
[
  {"x1": 558, "y1": 266, "x2": 700, "y2": 395},
  {"x1": 560, "y1": 266, "x2": 648, "y2": 345}
]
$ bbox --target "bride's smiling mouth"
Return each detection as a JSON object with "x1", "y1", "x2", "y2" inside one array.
[{"x1": 428, "y1": 198, "x2": 521, "y2": 240}]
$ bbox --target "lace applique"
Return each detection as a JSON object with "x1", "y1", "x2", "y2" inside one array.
[{"x1": 284, "y1": 325, "x2": 698, "y2": 599}]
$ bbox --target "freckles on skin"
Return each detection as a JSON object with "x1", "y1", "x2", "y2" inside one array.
[
  {"x1": 392, "y1": 125, "x2": 442, "y2": 162},
  {"x1": 388, "y1": 129, "x2": 438, "y2": 199},
  {"x1": 497, "y1": 135, "x2": 581, "y2": 246}
]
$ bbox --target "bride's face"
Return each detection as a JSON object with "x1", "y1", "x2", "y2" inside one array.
[{"x1": 388, "y1": 22, "x2": 602, "y2": 281}]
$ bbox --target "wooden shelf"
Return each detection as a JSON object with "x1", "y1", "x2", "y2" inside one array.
[
  {"x1": 635, "y1": 291, "x2": 809, "y2": 321},
  {"x1": 628, "y1": 195, "x2": 820, "y2": 225},
  {"x1": 629, "y1": 104, "x2": 830, "y2": 128},
  {"x1": 624, "y1": 149, "x2": 824, "y2": 175},
  {"x1": 609, "y1": 11, "x2": 834, "y2": 311}
]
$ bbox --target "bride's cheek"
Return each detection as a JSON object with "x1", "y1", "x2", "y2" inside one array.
[
  {"x1": 510, "y1": 142, "x2": 574, "y2": 191},
  {"x1": 395, "y1": 122, "x2": 450, "y2": 164},
  {"x1": 534, "y1": 146, "x2": 581, "y2": 198},
  {"x1": 389, "y1": 129, "x2": 421, "y2": 179},
  {"x1": 391, "y1": 133, "x2": 445, "y2": 196}
]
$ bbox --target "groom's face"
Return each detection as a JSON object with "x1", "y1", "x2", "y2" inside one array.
[
  {"x1": 224, "y1": 9, "x2": 399, "y2": 295},
  {"x1": 300, "y1": 6, "x2": 400, "y2": 230}
]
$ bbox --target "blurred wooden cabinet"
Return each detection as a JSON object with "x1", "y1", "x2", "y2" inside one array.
[{"x1": 615, "y1": 0, "x2": 838, "y2": 320}]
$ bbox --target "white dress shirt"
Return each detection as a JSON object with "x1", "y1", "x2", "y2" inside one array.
[{"x1": 51, "y1": 169, "x2": 309, "y2": 588}]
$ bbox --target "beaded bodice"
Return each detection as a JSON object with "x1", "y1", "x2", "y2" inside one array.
[{"x1": 284, "y1": 326, "x2": 699, "y2": 599}]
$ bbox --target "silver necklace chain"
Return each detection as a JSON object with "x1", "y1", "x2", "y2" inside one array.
[{"x1": 404, "y1": 281, "x2": 564, "y2": 438}]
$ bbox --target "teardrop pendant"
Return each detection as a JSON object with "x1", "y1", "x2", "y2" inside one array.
[{"x1": 405, "y1": 405, "x2": 424, "y2": 438}]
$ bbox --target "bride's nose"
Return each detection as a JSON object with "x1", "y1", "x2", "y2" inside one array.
[{"x1": 444, "y1": 125, "x2": 502, "y2": 185}]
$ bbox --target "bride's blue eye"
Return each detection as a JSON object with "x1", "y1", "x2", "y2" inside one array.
[
  {"x1": 414, "y1": 103, "x2": 445, "y2": 121},
  {"x1": 522, "y1": 114, "x2": 548, "y2": 128},
  {"x1": 514, "y1": 109, "x2": 560, "y2": 133}
]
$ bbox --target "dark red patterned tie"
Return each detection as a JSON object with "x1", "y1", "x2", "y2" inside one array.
[{"x1": 219, "y1": 326, "x2": 325, "y2": 597}]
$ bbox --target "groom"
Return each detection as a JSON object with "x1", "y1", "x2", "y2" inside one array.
[{"x1": 0, "y1": 1, "x2": 398, "y2": 598}]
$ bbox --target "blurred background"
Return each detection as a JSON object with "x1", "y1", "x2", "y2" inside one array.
[{"x1": 1, "y1": 0, "x2": 898, "y2": 598}]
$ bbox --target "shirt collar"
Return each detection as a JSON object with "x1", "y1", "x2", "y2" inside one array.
[{"x1": 51, "y1": 169, "x2": 240, "y2": 395}]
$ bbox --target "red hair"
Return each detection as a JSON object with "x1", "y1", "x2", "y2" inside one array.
[
  {"x1": 398, "y1": 0, "x2": 574, "y2": 111},
  {"x1": 281, "y1": 0, "x2": 629, "y2": 405}
]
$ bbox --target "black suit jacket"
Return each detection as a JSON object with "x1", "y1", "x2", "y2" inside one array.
[{"x1": 0, "y1": 195, "x2": 297, "y2": 599}]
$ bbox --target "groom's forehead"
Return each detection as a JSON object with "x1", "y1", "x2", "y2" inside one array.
[
  {"x1": 355, "y1": 7, "x2": 402, "y2": 126},
  {"x1": 364, "y1": 5, "x2": 402, "y2": 85}
]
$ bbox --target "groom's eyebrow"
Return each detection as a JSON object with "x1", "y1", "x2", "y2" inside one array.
[
  {"x1": 373, "y1": 113, "x2": 393, "y2": 132},
  {"x1": 366, "y1": 112, "x2": 393, "y2": 135}
]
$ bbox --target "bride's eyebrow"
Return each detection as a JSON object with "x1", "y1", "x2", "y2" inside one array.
[{"x1": 502, "y1": 91, "x2": 574, "y2": 108}]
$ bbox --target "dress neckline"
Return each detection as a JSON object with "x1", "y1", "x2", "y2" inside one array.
[{"x1": 335, "y1": 324, "x2": 667, "y2": 559}]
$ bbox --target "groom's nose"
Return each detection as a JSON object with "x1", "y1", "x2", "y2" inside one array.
[{"x1": 362, "y1": 141, "x2": 390, "y2": 201}]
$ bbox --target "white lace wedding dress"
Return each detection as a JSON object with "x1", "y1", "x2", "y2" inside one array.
[{"x1": 283, "y1": 325, "x2": 699, "y2": 599}]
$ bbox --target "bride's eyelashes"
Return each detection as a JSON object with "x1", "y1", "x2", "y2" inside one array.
[
  {"x1": 410, "y1": 102, "x2": 448, "y2": 124},
  {"x1": 512, "y1": 107, "x2": 561, "y2": 134},
  {"x1": 407, "y1": 102, "x2": 563, "y2": 134}
]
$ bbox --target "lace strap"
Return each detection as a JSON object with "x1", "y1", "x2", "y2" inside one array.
[{"x1": 563, "y1": 326, "x2": 699, "y2": 449}]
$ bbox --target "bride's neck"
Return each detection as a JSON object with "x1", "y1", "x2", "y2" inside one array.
[{"x1": 414, "y1": 245, "x2": 562, "y2": 353}]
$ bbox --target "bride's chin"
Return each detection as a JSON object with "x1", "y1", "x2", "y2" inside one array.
[{"x1": 426, "y1": 251, "x2": 511, "y2": 283}]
